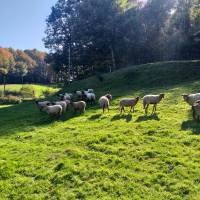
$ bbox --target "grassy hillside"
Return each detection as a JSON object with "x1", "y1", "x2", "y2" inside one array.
[{"x1": 1, "y1": 61, "x2": 200, "y2": 200}]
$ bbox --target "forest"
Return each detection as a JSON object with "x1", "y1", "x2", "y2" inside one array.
[{"x1": 1, "y1": 0, "x2": 200, "y2": 85}]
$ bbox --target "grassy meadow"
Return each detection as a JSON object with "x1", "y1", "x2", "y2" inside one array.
[
  {"x1": 0, "y1": 61, "x2": 200, "y2": 199},
  {"x1": 0, "y1": 84, "x2": 60, "y2": 98}
]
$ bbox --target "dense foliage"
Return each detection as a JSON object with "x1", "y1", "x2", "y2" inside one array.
[
  {"x1": 0, "y1": 48, "x2": 57, "y2": 95},
  {"x1": 44, "y1": 0, "x2": 200, "y2": 81}
]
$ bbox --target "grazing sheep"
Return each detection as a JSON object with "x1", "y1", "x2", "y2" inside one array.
[
  {"x1": 43, "y1": 104, "x2": 62, "y2": 117},
  {"x1": 82, "y1": 91, "x2": 96, "y2": 104},
  {"x1": 35, "y1": 100, "x2": 51, "y2": 111},
  {"x1": 71, "y1": 101, "x2": 86, "y2": 113},
  {"x1": 105, "y1": 94, "x2": 112, "y2": 101},
  {"x1": 192, "y1": 101, "x2": 200, "y2": 120},
  {"x1": 182, "y1": 93, "x2": 200, "y2": 106},
  {"x1": 143, "y1": 93, "x2": 165, "y2": 114},
  {"x1": 119, "y1": 96, "x2": 140, "y2": 114},
  {"x1": 53, "y1": 101, "x2": 67, "y2": 113},
  {"x1": 99, "y1": 96, "x2": 110, "y2": 113}
]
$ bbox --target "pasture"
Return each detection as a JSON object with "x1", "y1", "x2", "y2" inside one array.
[{"x1": 0, "y1": 61, "x2": 200, "y2": 199}]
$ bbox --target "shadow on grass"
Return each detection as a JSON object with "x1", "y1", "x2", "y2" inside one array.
[
  {"x1": 181, "y1": 120, "x2": 200, "y2": 134},
  {"x1": 111, "y1": 114, "x2": 132, "y2": 122},
  {"x1": 0, "y1": 101, "x2": 80, "y2": 137},
  {"x1": 136, "y1": 114, "x2": 160, "y2": 122},
  {"x1": 88, "y1": 114, "x2": 102, "y2": 121}
]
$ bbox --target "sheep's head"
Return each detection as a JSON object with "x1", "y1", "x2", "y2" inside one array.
[
  {"x1": 105, "y1": 94, "x2": 112, "y2": 101},
  {"x1": 182, "y1": 94, "x2": 189, "y2": 102},
  {"x1": 135, "y1": 96, "x2": 140, "y2": 101},
  {"x1": 160, "y1": 93, "x2": 165, "y2": 99}
]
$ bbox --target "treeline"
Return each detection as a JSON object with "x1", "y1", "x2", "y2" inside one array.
[
  {"x1": 44, "y1": 0, "x2": 200, "y2": 81},
  {"x1": 0, "y1": 48, "x2": 56, "y2": 88}
]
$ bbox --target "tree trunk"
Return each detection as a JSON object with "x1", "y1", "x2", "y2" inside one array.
[{"x1": 110, "y1": 45, "x2": 116, "y2": 72}]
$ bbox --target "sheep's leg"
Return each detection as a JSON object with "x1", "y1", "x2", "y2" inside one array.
[
  {"x1": 129, "y1": 106, "x2": 132, "y2": 113},
  {"x1": 152, "y1": 104, "x2": 156, "y2": 114},
  {"x1": 132, "y1": 106, "x2": 135, "y2": 113},
  {"x1": 145, "y1": 104, "x2": 149, "y2": 114}
]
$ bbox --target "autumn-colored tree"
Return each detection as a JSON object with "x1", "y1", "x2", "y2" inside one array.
[{"x1": 0, "y1": 48, "x2": 15, "y2": 96}]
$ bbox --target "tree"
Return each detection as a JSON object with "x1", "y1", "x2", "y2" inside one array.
[
  {"x1": 0, "y1": 48, "x2": 15, "y2": 96},
  {"x1": 15, "y1": 61, "x2": 28, "y2": 87}
]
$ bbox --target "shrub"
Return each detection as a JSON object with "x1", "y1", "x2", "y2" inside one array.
[
  {"x1": 20, "y1": 86, "x2": 35, "y2": 98},
  {"x1": 42, "y1": 89, "x2": 53, "y2": 97},
  {"x1": 0, "y1": 95, "x2": 22, "y2": 104}
]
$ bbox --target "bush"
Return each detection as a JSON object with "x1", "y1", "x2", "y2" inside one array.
[
  {"x1": 42, "y1": 89, "x2": 53, "y2": 98},
  {"x1": 0, "y1": 95, "x2": 22, "y2": 104},
  {"x1": 20, "y1": 86, "x2": 35, "y2": 98}
]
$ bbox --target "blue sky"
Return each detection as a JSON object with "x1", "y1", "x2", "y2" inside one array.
[{"x1": 0, "y1": 0, "x2": 57, "y2": 52}]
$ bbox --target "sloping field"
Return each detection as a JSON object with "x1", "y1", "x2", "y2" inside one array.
[{"x1": 0, "y1": 61, "x2": 200, "y2": 199}]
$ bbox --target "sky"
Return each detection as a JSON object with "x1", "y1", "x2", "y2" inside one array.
[{"x1": 0, "y1": 0, "x2": 57, "y2": 52}]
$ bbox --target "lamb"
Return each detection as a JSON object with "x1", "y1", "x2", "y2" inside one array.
[
  {"x1": 35, "y1": 100, "x2": 51, "y2": 111},
  {"x1": 43, "y1": 104, "x2": 62, "y2": 117},
  {"x1": 53, "y1": 101, "x2": 67, "y2": 113},
  {"x1": 143, "y1": 93, "x2": 165, "y2": 114},
  {"x1": 119, "y1": 96, "x2": 140, "y2": 114},
  {"x1": 182, "y1": 93, "x2": 200, "y2": 106},
  {"x1": 192, "y1": 101, "x2": 200, "y2": 120},
  {"x1": 71, "y1": 101, "x2": 86, "y2": 113},
  {"x1": 99, "y1": 96, "x2": 110, "y2": 113}
]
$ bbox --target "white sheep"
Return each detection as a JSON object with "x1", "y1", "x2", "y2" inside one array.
[
  {"x1": 43, "y1": 104, "x2": 62, "y2": 117},
  {"x1": 99, "y1": 96, "x2": 110, "y2": 113},
  {"x1": 59, "y1": 93, "x2": 73, "y2": 101},
  {"x1": 105, "y1": 94, "x2": 112, "y2": 101},
  {"x1": 119, "y1": 96, "x2": 140, "y2": 114},
  {"x1": 53, "y1": 101, "x2": 67, "y2": 113},
  {"x1": 74, "y1": 91, "x2": 82, "y2": 99},
  {"x1": 87, "y1": 89, "x2": 94, "y2": 93},
  {"x1": 71, "y1": 101, "x2": 86, "y2": 113},
  {"x1": 35, "y1": 100, "x2": 51, "y2": 111},
  {"x1": 182, "y1": 93, "x2": 200, "y2": 106},
  {"x1": 82, "y1": 91, "x2": 96, "y2": 104},
  {"x1": 143, "y1": 93, "x2": 165, "y2": 114}
]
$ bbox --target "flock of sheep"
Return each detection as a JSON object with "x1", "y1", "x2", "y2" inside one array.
[{"x1": 35, "y1": 89, "x2": 200, "y2": 121}]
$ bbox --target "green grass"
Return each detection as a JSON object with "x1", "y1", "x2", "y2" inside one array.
[
  {"x1": 0, "y1": 84, "x2": 60, "y2": 98},
  {"x1": 1, "y1": 61, "x2": 200, "y2": 199}
]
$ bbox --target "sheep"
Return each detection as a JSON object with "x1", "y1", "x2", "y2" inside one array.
[
  {"x1": 143, "y1": 93, "x2": 165, "y2": 114},
  {"x1": 59, "y1": 93, "x2": 73, "y2": 101},
  {"x1": 119, "y1": 96, "x2": 140, "y2": 114},
  {"x1": 105, "y1": 94, "x2": 112, "y2": 101},
  {"x1": 35, "y1": 100, "x2": 51, "y2": 111},
  {"x1": 74, "y1": 91, "x2": 83, "y2": 99},
  {"x1": 53, "y1": 101, "x2": 67, "y2": 113},
  {"x1": 43, "y1": 104, "x2": 62, "y2": 117},
  {"x1": 182, "y1": 93, "x2": 200, "y2": 106},
  {"x1": 87, "y1": 89, "x2": 94, "y2": 93},
  {"x1": 99, "y1": 96, "x2": 110, "y2": 113},
  {"x1": 192, "y1": 101, "x2": 200, "y2": 121},
  {"x1": 82, "y1": 91, "x2": 96, "y2": 104},
  {"x1": 71, "y1": 101, "x2": 86, "y2": 113}
]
